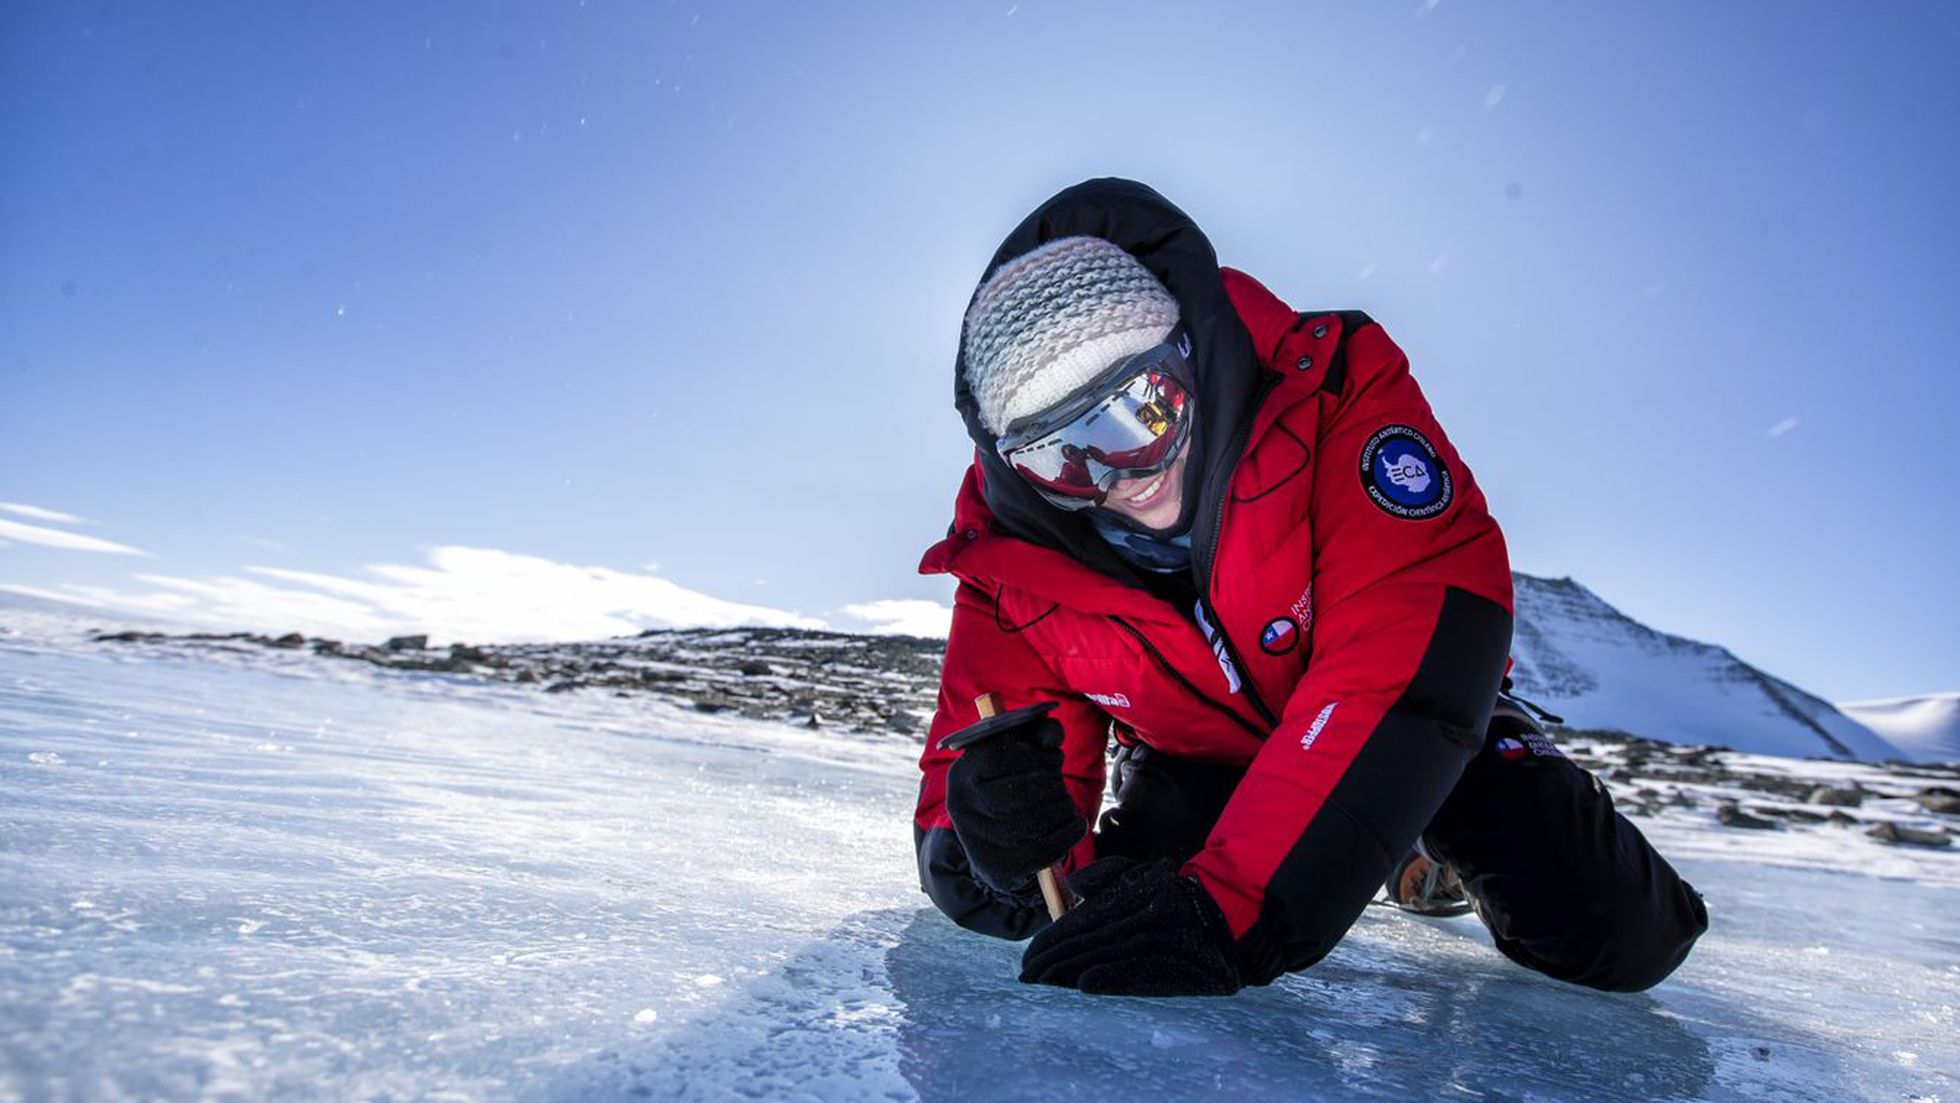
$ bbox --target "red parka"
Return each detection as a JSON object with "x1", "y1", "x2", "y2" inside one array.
[{"x1": 914, "y1": 180, "x2": 1514, "y2": 984}]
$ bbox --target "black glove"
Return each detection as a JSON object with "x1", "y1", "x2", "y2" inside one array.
[
  {"x1": 1019, "y1": 856, "x2": 1243, "y2": 997},
  {"x1": 942, "y1": 704, "x2": 1087, "y2": 897}
]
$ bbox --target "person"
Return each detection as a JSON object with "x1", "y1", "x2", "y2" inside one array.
[{"x1": 910, "y1": 177, "x2": 1709, "y2": 998}]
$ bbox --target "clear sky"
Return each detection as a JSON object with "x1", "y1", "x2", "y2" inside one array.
[{"x1": 3, "y1": 1, "x2": 1956, "y2": 702}]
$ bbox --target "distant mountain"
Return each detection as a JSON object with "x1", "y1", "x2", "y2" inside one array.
[
  {"x1": 1838, "y1": 694, "x2": 1960, "y2": 765},
  {"x1": 1509, "y1": 574, "x2": 1903, "y2": 762}
]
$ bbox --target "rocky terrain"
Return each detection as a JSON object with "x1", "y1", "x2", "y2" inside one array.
[
  {"x1": 91, "y1": 625, "x2": 1959, "y2": 853},
  {"x1": 91, "y1": 625, "x2": 949, "y2": 735}
]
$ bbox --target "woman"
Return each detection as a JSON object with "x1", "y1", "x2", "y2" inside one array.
[{"x1": 912, "y1": 178, "x2": 1707, "y2": 997}]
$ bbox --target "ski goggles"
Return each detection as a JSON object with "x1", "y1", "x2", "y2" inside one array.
[{"x1": 994, "y1": 331, "x2": 1196, "y2": 510}]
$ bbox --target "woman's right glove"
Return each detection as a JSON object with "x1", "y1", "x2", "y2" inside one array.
[{"x1": 942, "y1": 703, "x2": 1088, "y2": 896}]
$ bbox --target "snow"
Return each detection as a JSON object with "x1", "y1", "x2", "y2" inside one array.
[
  {"x1": 1840, "y1": 693, "x2": 1960, "y2": 764},
  {"x1": 2, "y1": 619, "x2": 1956, "y2": 1101},
  {"x1": 2, "y1": 544, "x2": 827, "y2": 648},
  {"x1": 836, "y1": 600, "x2": 955, "y2": 639}
]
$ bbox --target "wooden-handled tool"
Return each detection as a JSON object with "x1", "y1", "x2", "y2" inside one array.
[{"x1": 972, "y1": 692, "x2": 1072, "y2": 921}]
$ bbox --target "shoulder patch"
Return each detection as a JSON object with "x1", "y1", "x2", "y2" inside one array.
[{"x1": 1359, "y1": 424, "x2": 1453, "y2": 519}]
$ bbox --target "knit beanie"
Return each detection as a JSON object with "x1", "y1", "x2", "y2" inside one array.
[{"x1": 962, "y1": 235, "x2": 1181, "y2": 437}]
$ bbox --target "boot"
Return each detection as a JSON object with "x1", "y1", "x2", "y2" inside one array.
[{"x1": 1384, "y1": 840, "x2": 1473, "y2": 917}]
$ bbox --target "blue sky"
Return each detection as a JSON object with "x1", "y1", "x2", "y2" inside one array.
[{"x1": 3, "y1": 1, "x2": 1955, "y2": 702}]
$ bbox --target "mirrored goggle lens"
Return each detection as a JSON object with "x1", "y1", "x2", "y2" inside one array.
[{"x1": 1002, "y1": 367, "x2": 1192, "y2": 501}]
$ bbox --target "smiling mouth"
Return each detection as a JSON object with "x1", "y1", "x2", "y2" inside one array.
[{"x1": 1116, "y1": 469, "x2": 1172, "y2": 509}]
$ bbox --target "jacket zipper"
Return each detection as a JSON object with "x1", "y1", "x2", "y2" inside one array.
[
  {"x1": 1191, "y1": 374, "x2": 1283, "y2": 730},
  {"x1": 1114, "y1": 616, "x2": 1269, "y2": 742}
]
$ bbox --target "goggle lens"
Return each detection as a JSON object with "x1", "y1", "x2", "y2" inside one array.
[{"x1": 999, "y1": 355, "x2": 1193, "y2": 508}]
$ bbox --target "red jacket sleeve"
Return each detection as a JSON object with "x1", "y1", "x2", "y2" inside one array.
[
  {"x1": 914, "y1": 579, "x2": 1109, "y2": 939},
  {"x1": 1183, "y1": 319, "x2": 1514, "y2": 983}
]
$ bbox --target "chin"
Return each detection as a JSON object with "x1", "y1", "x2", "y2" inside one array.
[{"x1": 1124, "y1": 504, "x2": 1183, "y2": 531}]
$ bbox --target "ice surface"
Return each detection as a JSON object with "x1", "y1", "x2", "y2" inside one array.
[{"x1": 1, "y1": 625, "x2": 1955, "y2": 1102}]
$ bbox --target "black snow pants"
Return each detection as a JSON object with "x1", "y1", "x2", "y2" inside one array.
[{"x1": 1096, "y1": 709, "x2": 1709, "y2": 993}]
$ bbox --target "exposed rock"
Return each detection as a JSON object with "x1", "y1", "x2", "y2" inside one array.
[
  {"x1": 1754, "y1": 805, "x2": 1827, "y2": 824},
  {"x1": 1736, "y1": 775, "x2": 1815, "y2": 801},
  {"x1": 269, "y1": 632, "x2": 307, "y2": 649},
  {"x1": 1669, "y1": 746, "x2": 1722, "y2": 767},
  {"x1": 544, "y1": 681, "x2": 578, "y2": 694},
  {"x1": 737, "y1": 660, "x2": 775, "y2": 677},
  {"x1": 1912, "y1": 788, "x2": 1960, "y2": 815},
  {"x1": 450, "y1": 643, "x2": 488, "y2": 663},
  {"x1": 1807, "y1": 786, "x2": 1863, "y2": 808},
  {"x1": 385, "y1": 634, "x2": 429, "y2": 652},
  {"x1": 1866, "y1": 822, "x2": 1951, "y2": 848},
  {"x1": 805, "y1": 712, "x2": 824, "y2": 729},
  {"x1": 1717, "y1": 803, "x2": 1780, "y2": 830}
]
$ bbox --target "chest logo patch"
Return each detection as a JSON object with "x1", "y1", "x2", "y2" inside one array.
[
  {"x1": 1360, "y1": 424, "x2": 1453, "y2": 519},
  {"x1": 1259, "y1": 617, "x2": 1299, "y2": 655}
]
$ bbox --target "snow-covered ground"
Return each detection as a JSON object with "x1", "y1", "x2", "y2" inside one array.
[
  {"x1": 1, "y1": 616, "x2": 1955, "y2": 1102},
  {"x1": 1842, "y1": 693, "x2": 1960, "y2": 765}
]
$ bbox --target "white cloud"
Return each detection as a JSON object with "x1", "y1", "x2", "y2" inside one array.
[
  {"x1": 0, "y1": 502, "x2": 87, "y2": 524},
  {"x1": 12, "y1": 545, "x2": 824, "y2": 645},
  {"x1": 837, "y1": 599, "x2": 952, "y2": 638},
  {"x1": 1767, "y1": 416, "x2": 1800, "y2": 439},
  {"x1": 0, "y1": 518, "x2": 148, "y2": 556},
  {"x1": 0, "y1": 582, "x2": 110, "y2": 607}
]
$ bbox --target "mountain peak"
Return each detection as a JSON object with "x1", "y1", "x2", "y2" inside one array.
[{"x1": 1510, "y1": 571, "x2": 1904, "y2": 761}]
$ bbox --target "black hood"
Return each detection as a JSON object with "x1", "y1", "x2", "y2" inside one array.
[{"x1": 954, "y1": 177, "x2": 1267, "y2": 588}]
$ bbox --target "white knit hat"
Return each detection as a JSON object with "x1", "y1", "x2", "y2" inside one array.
[{"x1": 962, "y1": 236, "x2": 1181, "y2": 436}]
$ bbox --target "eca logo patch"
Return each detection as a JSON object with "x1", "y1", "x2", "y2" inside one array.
[{"x1": 1360, "y1": 425, "x2": 1453, "y2": 519}]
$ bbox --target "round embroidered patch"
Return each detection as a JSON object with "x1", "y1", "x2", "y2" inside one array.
[
  {"x1": 1259, "y1": 616, "x2": 1299, "y2": 655},
  {"x1": 1495, "y1": 736, "x2": 1529, "y2": 761},
  {"x1": 1359, "y1": 424, "x2": 1453, "y2": 519}
]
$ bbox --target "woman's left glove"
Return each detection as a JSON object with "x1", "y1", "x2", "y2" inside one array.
[{"x1": 1019, "y1": 856, "x2": 1243, "y2": 997}]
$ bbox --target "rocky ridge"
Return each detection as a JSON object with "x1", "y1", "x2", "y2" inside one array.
[
  {"x1": 91, "y1": 625, "x2": 948, "y2": 736},
  {"x1": 91, "y1": 625, "x2": 1959, "y2": 854}
]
